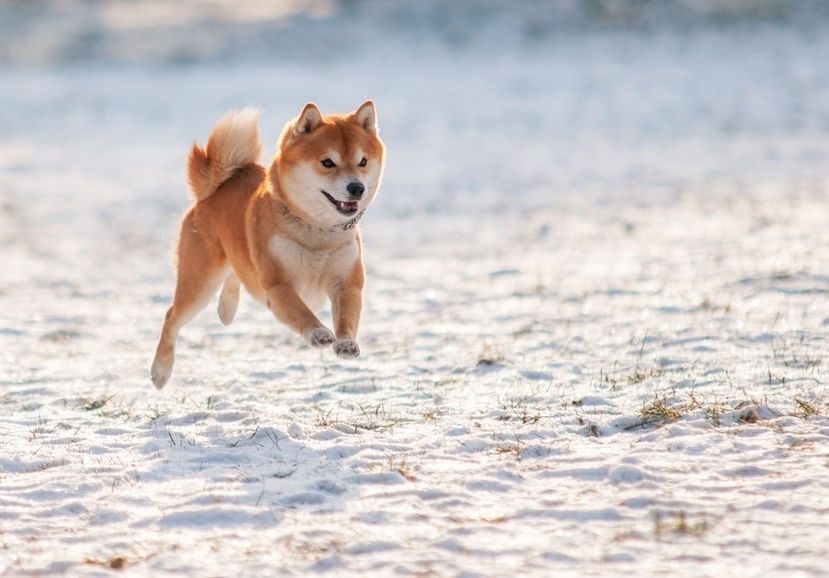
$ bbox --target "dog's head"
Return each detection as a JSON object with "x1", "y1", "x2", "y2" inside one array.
[{"x1": 273, "y1": 101, "x2": 385, "y2": 229}]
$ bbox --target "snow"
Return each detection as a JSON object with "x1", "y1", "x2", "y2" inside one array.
[{"x1": 2, "y1": 2, "x2": 829, "y2": 576}]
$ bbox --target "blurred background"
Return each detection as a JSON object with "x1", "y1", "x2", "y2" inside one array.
[
  {"x1": 1, "y1": 0, "x2": 828, "y2": 282},
  {"x1": 3, "y1": 0, "x2": 829, "y2": 66}
]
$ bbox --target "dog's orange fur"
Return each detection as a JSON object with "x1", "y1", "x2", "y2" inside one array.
[{"x1": 151, "y1": 102, "x2": 385, "y2": 388}]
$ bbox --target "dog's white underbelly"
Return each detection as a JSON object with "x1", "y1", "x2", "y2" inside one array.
[{"x1": 268, "y1": 234, "x2": 358, "y2": 311}]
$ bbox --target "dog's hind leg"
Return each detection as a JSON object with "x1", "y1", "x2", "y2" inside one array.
[
  {"x1": 217, "y1": 273, "x2": 241, "y2": 325},
  {"x1": 151, "y1": 213, "x2": 227, "y2": 389}
]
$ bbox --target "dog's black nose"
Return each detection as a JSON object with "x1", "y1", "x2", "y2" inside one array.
[{"x1": 347, "y1": 181, "x2": 365, "y2": 199}]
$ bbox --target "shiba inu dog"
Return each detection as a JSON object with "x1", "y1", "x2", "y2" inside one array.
[{"x1": 150, "y1": 101, "x2": 385, "y2": 389}]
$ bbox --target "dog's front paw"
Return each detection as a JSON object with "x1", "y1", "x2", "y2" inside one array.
[
  {"x1": 334, "y1": 339, "x2": 360, "y2": 359},
  {"x1": 306, "y1": 326, "x2": 335, "y2": 348},
  {"x1": 150, "y1": 356, "x2": 173, "y2": 389}
]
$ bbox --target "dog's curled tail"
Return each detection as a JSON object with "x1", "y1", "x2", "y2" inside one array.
[{"x1": 187, "y1": 108, "x2": 262, "y2": 201}]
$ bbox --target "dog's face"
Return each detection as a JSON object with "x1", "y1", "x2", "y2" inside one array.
[{"x1": 275, "y1": 101, "x2": 385, "y2": 229}]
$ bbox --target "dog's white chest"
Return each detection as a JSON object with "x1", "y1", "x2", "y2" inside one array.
[{"x1": 268, "y1": 235, "x2": 357, "y2": 310}]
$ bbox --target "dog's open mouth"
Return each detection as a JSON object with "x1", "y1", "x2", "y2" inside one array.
[{"x1": 321, "y1": 191, "x2": 359, "y2": 216}]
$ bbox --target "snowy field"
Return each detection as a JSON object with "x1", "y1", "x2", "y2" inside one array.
[{"x1": 2, "y1": 2, "x2": 829, "y2": 576}]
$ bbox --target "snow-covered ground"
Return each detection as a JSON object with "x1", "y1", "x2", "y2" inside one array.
[{"x1": 2, "y1": 3, "x2": 829, "y2": 576}]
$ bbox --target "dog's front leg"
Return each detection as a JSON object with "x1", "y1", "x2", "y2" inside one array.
[
  {"x1": 328, "y1": 256, "x2": 364, "y2": 359},
  {"x1": 265, "y1": 283, "x2": 334, "y2": 347},
  {"x1": 330, "y1": 285, "x2": 362, "y2": 359}
]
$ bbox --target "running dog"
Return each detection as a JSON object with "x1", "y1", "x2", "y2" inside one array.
[{"x1": 151, "y1": 102, "x2": 385, "y2": 388}]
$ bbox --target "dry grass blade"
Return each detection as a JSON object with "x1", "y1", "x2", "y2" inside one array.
[{"x1": 639, "y1": 397, "x2": 682, "y2": 425}]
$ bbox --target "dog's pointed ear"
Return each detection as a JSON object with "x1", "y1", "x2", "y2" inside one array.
[
  {"x1": 295, "y1": 103, "x2": 322, "y2": 135},
  {"x1": 353, "y1": 100, "x2": 378, "y2": 134}
]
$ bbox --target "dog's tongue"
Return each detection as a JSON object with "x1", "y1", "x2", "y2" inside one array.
[{"x1": 339, "y1": 200, "x2": 359, "y2": 212}]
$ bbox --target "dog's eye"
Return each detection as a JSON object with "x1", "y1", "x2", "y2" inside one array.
[
  {"x1": 358, "y1": 157, "x2": 367, "y2": 167},
  {"x1": 321, "y1": 159, "x2": 336, "y2": 168}
]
